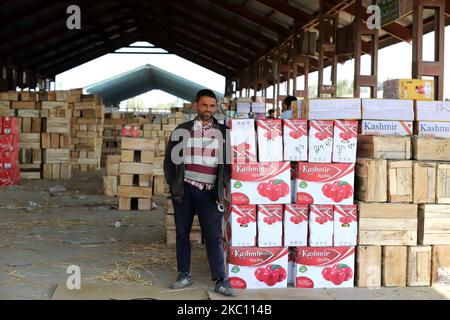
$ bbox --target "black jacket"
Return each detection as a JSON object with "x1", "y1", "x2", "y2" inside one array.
[{"x1": 163, "y1": 118, "x2": 230, "y2": 204}]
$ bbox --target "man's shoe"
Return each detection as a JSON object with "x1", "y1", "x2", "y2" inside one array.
[
  {"x1": 214, "y1": 279, "x2": 237, "y2": 297},
  {"x1": 170, "y1": 272, "x2": 193, "y2": 289}
]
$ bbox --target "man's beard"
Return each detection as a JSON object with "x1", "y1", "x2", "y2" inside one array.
[{"x1": 199, "y1": 113, "x2": 212, "y2": 121}]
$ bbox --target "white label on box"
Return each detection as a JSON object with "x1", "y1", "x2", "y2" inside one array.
[
  {"x1": 258, "y1": 205, "x2": 283, "y2": 247},
  {"x1": 227, "y1": 247, "x2": 289, "y2": 289},
  {"x1": 309, "y1": 205, "x2": 334, "y2": 247},
  {"x1": 415, "y1": 101, "x2": 450, "y2": 121},
  {"x1": 283, "y1": 119, "x2": 308, "y2": 161},
  {"x1": 332, "y1": 120, "x2": 358, "y2": 163},
  {"x1": 229, "y1": 119, "x2": 257, "y2": 163},
  {"x1": 294, "y1": 247, "x2": 355, "y2": 288},
  {"x1": 307, "y1": 99, "x2": 361, "y2": 120},
  {"x1": 333, "y1": 205, "x2": 358, "y2": 247},
  {"x1": 230, "y1": 162, "x2": 291, "y2": 205},
  {"x1": 284, "y1": 204, "x2": 308, "y2": 247},
  {"x1": 361, "y1": 99, "x2": 414, "y2": 121},
  {"x1": 223, "y1": 204, "x2": 257, "y2": 247},
  {"x1": 295, "y1": 163, "x2": 355, "y2": 205},
  {"x1": 417, "y1": 122, "x2": 450, "y2": 138},
  {"x1": 361, "y1": 120, "x2": 413, "y2": 136},
  {"x1": 257, "y1": 120, "x2": 283, "y2": 162},
  {"x1": 308, "y1": 120, "x2": 334, "y2": 163}
]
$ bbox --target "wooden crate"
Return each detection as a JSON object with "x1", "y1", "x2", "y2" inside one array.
[
  {"x1": 121, "y1": 137, "x2": 155, "y2": 151},
  {"x1": 357, "y1": 135, "x2": 411, "y2": 160},
  {"x1": 431, "y1": 245, "x2": 450, "y2": 284},
  {"x1": 103, "y1": 176, "x2": 118, "y2": 196},
  {"x1": 436, "y1": 164, "x2": 450, "y2": 204},
  {"x1": 412, "y1": 136, "x2": 450, "y2": 161},
  {"x1": 119, "y1": 162, "x2": 153, "y2": 175},
  {"x1": 387, "y1": 161, "x2": 413, "y2": 203},
  {"x1": 153, "y1": 175, "x2": 169, "y2": 196},
  {"x1": 43, "y1": 163, "x2": 71, "y2": 180},
  {"x1": 413, "y1": 162, "x2": 437, "y2": 204},
  {"x1": 118, "y1": 197, "x2": 152, "y2": 211},
  {"x1": 355, "y1": 158, "x2": 388, "y2": 202},
  {"x1": 407, "y1": 246, "x2": 432, "y2": 287},
  {"x1": 358, "y1": 202, "x2": 418, "y2": 245},
  {"x1": 356, "y1": 245, "x2": 382, "y2": 288},
  {"x1": 382, "y1": 246, "x2": 407, "y2": 287},
  {"x1": 44, "y1": 149, "x2": 70, "y2": 164},
  {"x1": 418, "y1": 205, "x2": 450, "y2": 245}
]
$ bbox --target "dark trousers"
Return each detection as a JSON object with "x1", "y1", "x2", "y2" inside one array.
[{"x1": 172, "y1": 182, "x2": 226, "y2": 281}]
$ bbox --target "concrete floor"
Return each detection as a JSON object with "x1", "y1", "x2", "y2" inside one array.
[
  {"x1": 0, "y1": 171, "x2": 449, "y2": 300},
  {"x1": 0, "y1": 171, "x2": 211, "y2": 300}
]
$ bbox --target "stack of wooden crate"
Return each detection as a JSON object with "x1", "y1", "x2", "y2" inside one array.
[
  {"x1": 69, "y1": 90, "x2": 104, "y2": 172},
  {"x1": 0, "y1": 92, "x2": 15, "y2": 116},
  {"x1": 41, "y1": 96, "x2": 71, "y2": 180},
  {"x1": 102, "y1": 112, "x2": 134, "y2": 166},
  {"x1": 355, "y1": 135, "x2": 450, "y2": 287},
  {"x1": 103, "y1": 155, "x2": 121, "y2": 196},
  {"x1": 13, "y1": 92, "x2": 43, "y2": 179},
  {"x1": 118, "y1": 137, "x2": 154, "y2": 211}
]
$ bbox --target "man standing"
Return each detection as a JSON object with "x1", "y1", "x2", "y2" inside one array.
[{"x1": 164, "y1": 89, "x2": 236, "y2": 297}]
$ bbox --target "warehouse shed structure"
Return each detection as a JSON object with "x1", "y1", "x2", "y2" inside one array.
[
  {"x1": 86, "y1": 64, "x2": 224, "y2": 106},
  {"x1": 1, "y1": 0, "x2": 450, "y2": 100}
]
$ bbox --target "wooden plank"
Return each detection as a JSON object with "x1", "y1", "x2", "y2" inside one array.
[
  {"x1": 358, "y1": 202, "x2": 418, "y2": 219},
  {"x1": 17, "y1": 109, "x2": 40, "y2": 118},
  {"x1": 118, "y1": 186, "x2": 152, "y2": 199},
  {"x1": 12, "y1": 101, "x2": 38, "y2": 110},
  {"x1": 359, "y1": 218, "x2": 417, "y2": 231},
  {"x1": 119, "y1": 162, "x2": 153, "y2": 175},
  {"x1": 60, "y1": 164, "x2": 71, "y2": 180},
  {"x1": 106, "y1": 155, "x2": 121, "y2": 165},
  {"x1": 21, "y1": 117, "x2": 32, "y2": 133},
  {"x1": 120, "y1": 174, "x2": 134, "y2": 186},
  {"x1": 20, "y1": 172, "x2": 41, "y2": 179},
  {"x1": 407, "y1": 246, "x2": 432, "y2": 287},
  {"x1": 139, "y1": 175, "x2": 152, "y2": 187},
  {"x1": 103, "y1": 176, "x2": 118, "y2": 196},
  {"x1": 31, "y1": 117, "x2": 42, "y2": 133},
  {"x1": 45, "y1": 118, "x2": 70, "y2": 133},
  {"x1": 43, "y1": 164, "x2": 52, "y2": 180},
  {"x1": 412, "y1": 136, "x2": 450, "y2": 161},
  {"x1": 121, "y1": 137, "x2": 155, "y2": 151},
  {"x1": 32, "y1": 150, "x2": 42, "y2": 164},
  {"x1": 41, "y1": 133, "x2": 51, "y2": 149},
  {"x1": 357, "y1": 135, "x2": 411, "y2": 159},
  {"x1": 355, "y1": 158, "x2": 387, "y2": 202},
  {"x1": 437, "y1": 164, "x2": 450, "y2": 204},
  {"x1": 60, "y1": 134, "x2": 70, "y2": 149},
  {"x1": 41, "y1": 101, "x2": 67, "y2": 110},
  {"x1": 20, "y1": 133, "x2": 41, "y2": 149},
  {"x1": 418, "y1": 205, "x2": 450, "y2": 245},
  {"x1": 107, "y1": 163, "x2": 119, "y2": 177},
  {"x1": 121, "y1": 150, "x2": 135, "y2": 163},
  {"x1": 359, "y1": 230, "x2": 417, "y2": 246},
  {"x1": 431, "y1": 245, "x2": 450, "y2": 284},
  {"x1": 413, "y1": 162, "x2": 437, "y2": 204},
  {"x1": 44, "y1": 149, "x2": 70, "y2": 164},
  {"x1": 356, "y1": 246, "x2": 382, "y2": 288},
  {"x1": 76, "y1": 131, "x2": 97, "y2": 138},
  {"x1": 138, "y1": 198, "x2": 151, "y2": 211},
  {"x1": 118, "y1": 197, "x2": 131, "y2": 211},
  {"x1": 388, "y1": 161, "x2": 413, "y2": 203},
  {"x1": 52, "y1": 164, "x2": 61, "y2": 180},
  {"x1": 382, "y1": 246, "x2": 407, "y2": 287},
  {"x1": 50, "y1": 133, "x2": 60, "y2": 149}
]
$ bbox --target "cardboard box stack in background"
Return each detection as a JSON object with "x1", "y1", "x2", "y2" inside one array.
[
  {"x1": 0, "y1": 116, "x2": 20, "y2": 186},
  {"x1": 69, "y1": 89, "x2": 104, "y2": 172}
]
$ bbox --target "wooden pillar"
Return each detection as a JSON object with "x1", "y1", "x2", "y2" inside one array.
[
  {"x1": 293, "y1": 55, "x2": 310, "y2": 98},
  {"x1": 412, "y1": 0, "x2": 445, "y2": 100},
  {"x1": 318, "y1": 14, "x2": 338, "y2": 97},
  {"x1": 354, "y1": 0, "x2": 379, "y2": 98}
]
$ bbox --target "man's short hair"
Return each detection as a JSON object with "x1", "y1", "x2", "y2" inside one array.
[
  {"x1": 196, "y1": 89, "x2": 217, "y2": 103},
  {"x1": 283, "y1": 96, "x2": 298, "y2": 109},
  {"x1": 268, "y1": 109, "x2": 275, "y2": 115}
]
